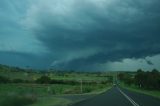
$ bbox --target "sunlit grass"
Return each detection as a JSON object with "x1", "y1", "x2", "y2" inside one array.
[{"x1": 0, "y1": 68, "x2": 112, "y2": 106}]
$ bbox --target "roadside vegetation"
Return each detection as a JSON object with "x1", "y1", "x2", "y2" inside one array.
[
  {"x1": 118, "y1": 69, "x2": 160, "y2": 99},
  {"x1": 0, "y1": 64, "x2": 112, "y2": 106}
]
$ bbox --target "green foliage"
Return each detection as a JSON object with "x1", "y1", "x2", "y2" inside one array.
[
  {"x1": 0, "y1": 64, "x2": 111, "y2": 97},
  {"x1": 118, "y1": 73, "x2": 134, "y2": 86},
  {"x1": 107, "y1": 76, "x2": 113, "y2": 83},
  {"x1": 135, "y1": 69, "x2": 160, "y2": 90},
  {"x1": 0, "y1": 75, "x2": 10, "y2": 83},
  {"x1": 119, "y1": 69, "x2": 160, "y2": 90},
  {"x1": 0, "y1": 93, "x2": 37, "y2": 106},
  {"x1": 36, "y1": 76, "x2": 51, "y2": 84},
  {"x1": 63, "y1": 87, "x2": 80, "y2": 94},
  {"x1": 12, "y1": 79, "x2": 24, "y2": 83},
  {"x1": 83, "y1": 86, "x2": 92, "y2": 93}
]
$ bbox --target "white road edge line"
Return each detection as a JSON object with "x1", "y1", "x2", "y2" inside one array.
[{"x1": 117, "y1": 87, "x2": 140, "y2": 106}]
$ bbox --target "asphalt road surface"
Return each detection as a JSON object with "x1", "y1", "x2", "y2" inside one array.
[{"x1": 71, "y1": 86, "x2": 160, "y2": 106}]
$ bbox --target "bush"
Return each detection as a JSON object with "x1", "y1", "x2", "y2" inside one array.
[
  {"x1": 135, "y1": 69, "x2": 160, "y2": 90},
  {"x1": 118, "y1": 73, "x2": 134, "y2": 86},
  {"x1": 12, "y1": 79, "x2": 24, "y2": 83},
  {"x1": 83, "y1": 87, "x2": 92, "y2": 93},
  {"x1": 50, "y1": 79, "x2": 79, "y2": 85},
  {"x1": 36, "y1": 75, "x2": 51, "y2": 84},
  {"x1": 0, "y1": 75, "x2": 10, "y2": 83}
]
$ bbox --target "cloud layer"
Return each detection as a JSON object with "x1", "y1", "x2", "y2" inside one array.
[{"x1": 0, "y1": 0, "x2": 160, "y2": 71}]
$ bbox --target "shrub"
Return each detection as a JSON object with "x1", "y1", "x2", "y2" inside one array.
[
  {"x1": 36, "y1": 75, "x2": 51, "y2": 84},
  {"x1": 12, "y1": 79, "x2": 24, "y2": 83},
  {"x1": 134, "y1": 69, "x2": 160, "y2": 90},
  {"x1": 0, "y1": 75, "x2": 10, "y2": 83},
  {"x1": 83, "y1": 87, "x2": 92, "y2": 93}
]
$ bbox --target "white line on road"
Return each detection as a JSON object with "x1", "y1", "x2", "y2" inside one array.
[{"x1": 117, "y1": 87, "x2": 140, "y2": 106}]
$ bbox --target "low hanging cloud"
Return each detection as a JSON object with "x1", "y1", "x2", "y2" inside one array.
[
  {"x1": 21, "y1": 0, "x2": 160, "y2": 70},
  {"x1": 0, "y1": 0, "x2": 160, "y2": 70}
]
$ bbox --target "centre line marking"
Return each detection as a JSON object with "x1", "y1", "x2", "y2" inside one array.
[{"x1": 117, "y1": 87, "x2": 140, "y2": 106}]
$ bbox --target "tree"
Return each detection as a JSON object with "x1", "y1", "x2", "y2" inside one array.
[
  {"x1": 36, "y1": 75, "x2": 51, "y2": 84},
  {"x1": 135, "y1": 69, "x2": 160, "y2": 90},
  {"x1": 135, "y1": 69, "x2": 146, "y2": 88},
  {"x1": 0, "y1": 75, "x2": 10, "y2": 83},
  {"x1": 118, "y1": 73, "x2": 134, "y2": 86}
]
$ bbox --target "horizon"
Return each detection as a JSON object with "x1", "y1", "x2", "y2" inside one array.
[{"x1": 0, "y1": 63, "x2": 159, "y2": 73}]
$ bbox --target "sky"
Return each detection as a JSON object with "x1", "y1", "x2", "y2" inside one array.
[{"x1": 0, "y1": 0, "x2": 160, "y2": 71}]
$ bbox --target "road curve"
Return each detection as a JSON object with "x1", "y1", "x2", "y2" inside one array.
[{"x1": 71, "y1": 86, "x2": 160, "y2": 106}]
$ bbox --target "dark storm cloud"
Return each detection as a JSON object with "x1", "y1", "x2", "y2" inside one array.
[
  {"x1": 145, "y1": 59, "x2": 154, "y2": 65},
  {"x1": 1, "y1": 0, "x2": 160, "y2": 70},
  {"x1": 23, "y1": 0, "x2": 160, "y2": 70},
  {"x1": 0, "y1": 51, "x2": 53, "y2": 69}
]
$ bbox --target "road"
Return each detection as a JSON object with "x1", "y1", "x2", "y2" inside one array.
[{"x1": 71, "y1": 86, "x2": 160, "y2": 106}]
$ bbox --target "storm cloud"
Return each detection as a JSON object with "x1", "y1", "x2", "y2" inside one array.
[{"x1": 0, "y1": 0, "x2": 160, "y2": 71}]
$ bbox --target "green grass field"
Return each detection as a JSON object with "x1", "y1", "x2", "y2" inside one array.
[
  {"x1": 0, "y1": 71, "x2": 110, "y2": 82},
  {"x1": 0, "y1": 83, "x2": 109, "y2": 95},
  {"x1": 121, "y1": 83, "x2": 160, "y2": 99},
  {"x1": 0, "y1": 83, "x2": 111, "y2": 106},
  {"x1": 0, "y1": 66, "x2": 113, "y2": 106}
]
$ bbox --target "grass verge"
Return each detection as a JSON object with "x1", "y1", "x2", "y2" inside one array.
[
  {"x1": 121, "y1": 84, "x2": 160, "y2": 99},
  {"x1": 29, "y1": 96, "x2": 71, "y2": 106},
  {"x1": 29, "y1": 86, "x2": 112, "y2": 106},
  {"x1": 0, "y1": 93, "x2": 37, "y2": 106},
  {"x1": 0, "y1": 84, "x2": 111, "y2": 106}
]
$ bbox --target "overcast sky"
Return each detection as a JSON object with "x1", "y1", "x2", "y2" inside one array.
[{"x1": 0, "y1": 0, "x2": 160, "y2": 71}]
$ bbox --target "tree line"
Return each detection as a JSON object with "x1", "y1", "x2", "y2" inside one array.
[
  {"x1": 0, "y1": 75, "x2": 110, "y2": 85},
  {"x1": 118, "y1": 69, "x2": 160, "y2": 90}
]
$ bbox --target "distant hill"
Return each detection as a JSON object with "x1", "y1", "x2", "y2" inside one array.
[{"x1": 0, "y1": 64, "x2": 29, "y2": 72}]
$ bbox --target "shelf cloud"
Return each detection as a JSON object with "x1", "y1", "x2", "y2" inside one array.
[{"x1": 0, "y1": 0, "x2": 160, "y2": 71}]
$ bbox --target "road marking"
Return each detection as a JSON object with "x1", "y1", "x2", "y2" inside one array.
[{"x1": 117, "y1": 87, "x2": 140, "y2": 106}]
